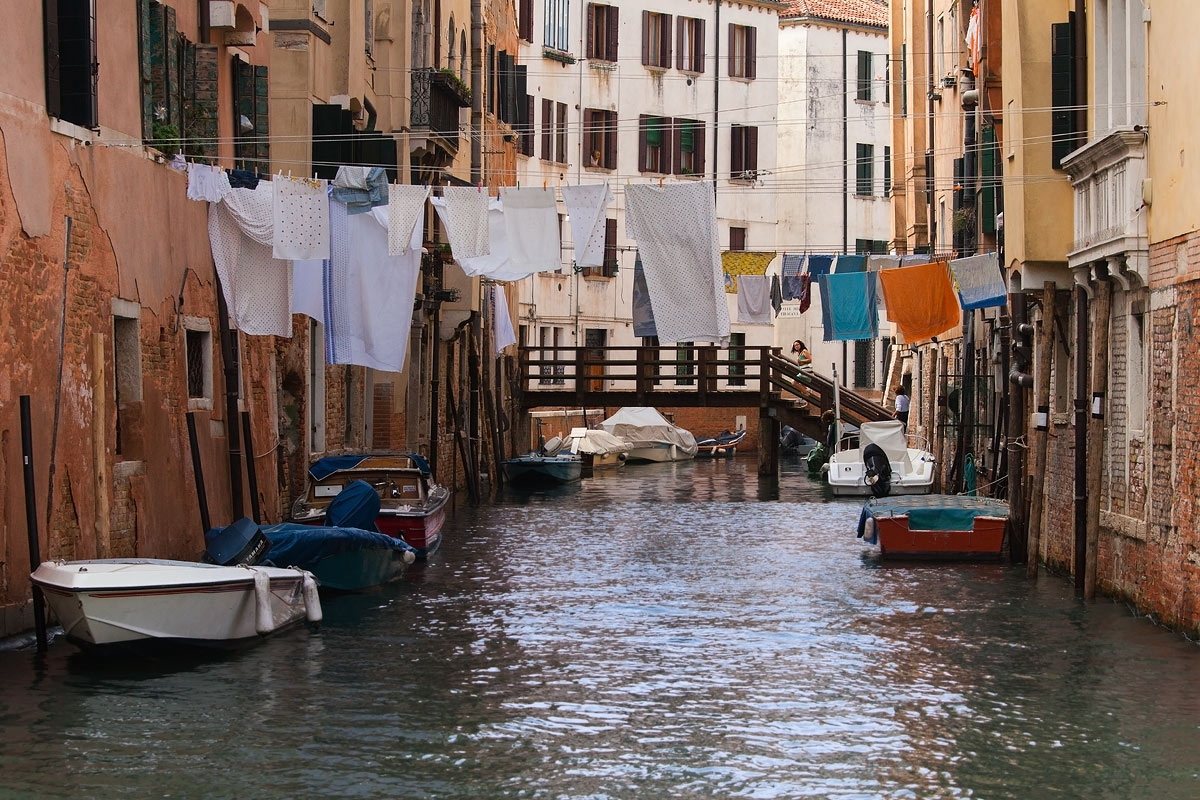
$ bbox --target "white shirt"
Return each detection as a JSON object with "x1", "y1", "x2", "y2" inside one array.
[{"x1": 895, "y1": 393, "x2": 910, "y2": 413}]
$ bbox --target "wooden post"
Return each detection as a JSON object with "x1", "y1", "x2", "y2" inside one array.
[
  {"x1": 1027, "y1": 282, "x2": 1056, "y2": 577},
  {"x1": 1085, "y1": 278, "x2": 1111, "y2": 599},
  {"x1": 697, "y1": 347, "x2": 710, "y2": 405},
  {"x1": 758, "y1": 412, "x2": 779, "y2": 476},
  {"x1": 635, "y1": 346, "x2": 649, "y2": 404},
  {"x1": 574, "y1": 346, "x2": 586, "y2": 405},
  {"x1": 759, "y1": 347, "x2": 771, "y2": 406},
  {"x1": 91, "y1": 333, "x2": 111, "y2": 558}
]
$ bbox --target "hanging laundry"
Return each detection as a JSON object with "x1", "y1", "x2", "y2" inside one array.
[
  {"x1": 387, "y1": 184, "x2": 431, "y2": 256},
  {"x1": 441, "y1": 186, "x2": 490, "y2": 259},
  {"x1": 868, "y1": 255, "x2": 900, "y2": 273},
  {"x1": 490, "y1": 285, "x2": 517, "y2": 356},
  {"x1": 782, "y1": 274, "x2": 806, "y2": 302},
  {"x1": 500, "y1": 187, "x2": 561, "y2": 273},
  {"x1": 187, "y1": 162, "x2": 231, "y2": 203},
  {"x1": 561, "y1": 183, "x2": 612, "y2": 268},
  {"x1": 273, "y1": 176, "x2": 330, "y2": 261},
  {"x1": 721, "y1": 251, "x2": 776, "y2": 293},
  {"x1": 834, "y1": 254, "x2": 866, "y2": 273},
  {"x1": 949, "y1": 252, "x2": 1007, "y2": 310},
  {"x1": 208, "y1": 202, "x2": 292, "y2": 337},
  {"x1": 806, "y1": 254, "x2": 834, "y2": 278},
  {"x1": 818, "y1": 276, "x2": 834, "y2": 342},
  {"x1": 878, "y1": 260, "x2": 962, "y2": 342},
  {"x1": 332, "y1": 166, "x2": 389, "y2": 214},
  {"x1": 901, "y1": 254, "x2": 932, "y2": 266},
  {"x1": 323, "y1": 202, "x2": 422, "y2": 372},
  {"x1": 434, "y1": 198, "x2": 548, "y2": 282},
  {"x1": 625, "y1": 182, "x2": 730, "y2": 346},
  {"x1": 631, "y1": 254, "x2": 657, "y2": 338},
  {"x1": 782, "y1": 253, "x2": 806, "y2": 277},
  {"x1": 820, "y1": 272, "x2": 879, "y2": 340},
  {"x1": 291, "y1": 259, "x2": 324, "y2": 323},
  {"x1": 221, "y1": 183, "x2": 275, "y2": 245},
  {"x1": 737, "y1": 275, "x2": 773, "y2": 325},
  {"x1": 798, "y1": 274, "x2": 812, "y2": 313},
  {"x1": 771, "y1": 274, "x2": 783, "y2": 317},
  {"x1": 228, "y1": 169, "x2": 260, "y2": 190}
]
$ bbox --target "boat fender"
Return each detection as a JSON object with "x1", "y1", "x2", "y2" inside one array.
[
  {"x1": 861, "y1": 516, "x2": 876, "y2": 542},
  {"x1": 253, "y1": 569, "x2": 274, "y2": 635},
  {"x1": 301, "y1": 572, "x2": 323, "y2": 625},
  {"x1": 402, "y1": 549, "x2": 417, "y2": 565}
]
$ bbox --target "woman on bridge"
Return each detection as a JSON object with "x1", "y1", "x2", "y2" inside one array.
[{"x1": 790, "y1": 340, "x2": 818, "y2": 402}]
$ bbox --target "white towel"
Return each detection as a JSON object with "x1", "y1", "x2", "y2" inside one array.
[
  {"x1": 442, "y1": 186, "x2": 490, "y2": 259},
  {"x1": 322, "y1": 201, "x2": 422, "y2": 372},
  {"x1": 388, "y1": 184, "x2": 431, "y2": 255},
  {"x1": 291, "y1": 259, "x2": 325, "y2": 323},
  {"x1": 208, "y1": 203, "x2": 293, "y2": 337},
  {"x1": 561, "y1": 183, "x2": 611, "y2": 267},
  {"x1": 273, "y1": 176, "x2": 330, "y2": 261},
  {"x1": 499, "y1": 187, "x2": 561, "y2": 273},
  {"x1": 624, "y1": 182, "x2": 730, "y2": 346},
  {"x1": 187, "y1": 162, "x2": 231, "y2": 203},
  {"x1": 736, "y1": 275, "x2": 773, "y2": 325},
  {"x1": 490, "y1": 285, "x2": 517, "y2": 355},
  {"x1": 432, "y1": 197, "x2": 540, "y2": 282}
]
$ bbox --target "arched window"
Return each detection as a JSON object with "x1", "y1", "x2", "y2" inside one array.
[
  {"x1": 460, "y1": 31, "x2": 467, "y2": 81},
  {"x1": 423, "y1": 0, "x2": 433, "y2": 68},
  {"x1": 447, "y1": 16, "x2": 455, "y2": 68},
  {"x1": 412, "y1": 5, "x2": 426, "y2": 68}
]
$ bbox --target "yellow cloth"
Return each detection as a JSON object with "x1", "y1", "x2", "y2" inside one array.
[
  {"x1": 721, "y1": 251, "x2": 776, "y2": 293},
  {"x1": 877, "y1": 260, "x2": 961, "y2": 342}
]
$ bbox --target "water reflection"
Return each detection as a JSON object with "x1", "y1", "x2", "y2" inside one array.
[{"x1": 0, "y1": 456, "x2": 1198, "y2": 799}]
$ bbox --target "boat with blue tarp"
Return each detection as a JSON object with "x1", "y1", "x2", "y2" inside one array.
[{"x1": 857, "y1": 494, "x2": 1010, "y2": 560}]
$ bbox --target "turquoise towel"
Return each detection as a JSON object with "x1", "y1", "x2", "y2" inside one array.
[{"x1": 820, "y1": 272, "x2": 878, "y2": 341}]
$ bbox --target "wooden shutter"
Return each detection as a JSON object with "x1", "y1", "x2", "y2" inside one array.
[
  {"x1": 697, "y1": 20, "x2": 706, "y2": 74},
  {"x1": 638, "y1": 115, "x2": 649, "y2": 172},
  {"x1": 515, "y1": 65, "x2": 527, "y2": 127},
  {"x1": 1051, "y1": 20, "x2": 1077, "y2": 168},
  {"x1": 44, "y1": 0, "x2": 62, "y2": 118},
  {"x1": 522, "y1": 95, "x2": 535, "y2": 155},
  {"x1": 728, "y1": 25, "x2": 735, "y2": 77},
  {"x1": 676, "y1": 20, "x2": 684, "y2": 70},
  {"x1": 730, "y1": 125, "x2": 743, "y2": 177},
  {"x1": 641, "y1": 11, "x2": 650, "y2": 66},
  {"x1": 541, "y1": 98, "x2": 552, "y2": 160},
  {"x1": 857, "y1": 50, "x2": 872, "y2": 100},
  {"x1": 883, "y1": 145, "x2": 892, "y2": 197},
  {"x1": 586, "y1": 4, "x2": 595, "y2": 59},
  {"x1": 519, "y1": 0, "x2": 533, "y2": 42},
  {"x1": 607, "y1": 7, "x2": 619, "y2": 62},
  {"x1": 604, "y1": 218, "x2": 618, "y2": 276},
  {"x1": 747, "y1": 126, "x2": 758, "y2": 172},
  {"x1": 730, "y1": 226, "x2": 746, "y2": 251},
  {"x1": 661, "y1": 117, "x2": 673, "y2": 174},
  {"x1": 694, "y1": 122, "x2": 706, "y2": 176},
  {"x1": 56, "y1": 0, "x2": 98, "y2": 128},
  {"x1": 660, "y1": 15, "x2": 672, "y2": 69},
  {"x1": 556, "y1": 102, "x2": 567, "y2": 163},
  {"x1": 254, "y1": 65, "x2": 269, "y2": 163},
  {"x1": 671, "y1": 118, "x2": 682, "y2": 174},
  {"x1": 746, "y1": 27, "x2": 757, "y2": 80},
  {"x1": 604, "y1": 112, "x2": 617, "y2": 169}
]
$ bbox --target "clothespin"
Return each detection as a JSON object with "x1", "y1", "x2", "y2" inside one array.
[
  {"x1": 658, "y1": 176, "x2": 664, "y2": 188},
  {"x1": 543, "y1": 179, "x2": 547, "y2": 190},
  {"x1": 477, "y1": 182, "x2": 483, "y2": 194}
]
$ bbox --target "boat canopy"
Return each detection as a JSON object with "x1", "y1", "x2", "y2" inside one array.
[
  {"x1": 263, "y1": 524, "x2": 415, "y2": 571},
  {"x1": 565, "y1": 427, "x2": 630, "y2": 455},
  {"x1": 858, "y1": 494, "x2": 1010, "y2": 537},
  {"x1": 308, "y1": 452, "x2": 432, "y2": 481},
  {"x1": 858, "y1": 421, "x2": 910, "y2": 464},
  {"x1": 326, "y1": 479, "x2": 382, "y2": 531},
  {"x1": 598, "y1": 407, "x2": 697, "y2": 452}
]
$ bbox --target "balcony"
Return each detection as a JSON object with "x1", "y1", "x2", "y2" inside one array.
[
  {"x1": 410, "y1": 68, "x2": 470, "y2": 160},
  {"x1": 1061, "y1": 128, "x2": 1149, "y2": 285}
]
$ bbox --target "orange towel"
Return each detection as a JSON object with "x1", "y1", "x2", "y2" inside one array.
[{"x1": 877, "y1": 261, "x2": 961, "y2": 342}]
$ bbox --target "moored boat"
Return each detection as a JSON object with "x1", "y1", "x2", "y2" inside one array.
[
  {"x1": 598, "y1": 407, "x2": 698, "y2": 463},
  {"x1": 261, "y1": 524, "x2": 417, "y2": 593},
  {"x1": 30, "y1": 559, "x2": 321, "y2": 649},
  {"x1": 857, "y1": 494, "x2": 1010, "y2": 560},
  {"x1": 502, "y1": 452, "x2": 584, "y2": 486},
  {"x1": 694, "y1": 428, "x2": 747, "y2": 459},
  {"x1": 563, "y1": 427, "x2": 629, "y2": 468},
  {"x1": 826, "y1": 420, "x2": 935, "y2": 497},
  {"x1": 291, "y1": 453, "x2": 449, "y2": 558}
]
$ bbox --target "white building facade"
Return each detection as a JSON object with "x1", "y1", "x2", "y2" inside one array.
[
  {"x1": 512, "y1": 0, "x2": 782, "y2": 384},
  {"x1": 775, "y1": 0, "x2": 893, "y2": 396}
]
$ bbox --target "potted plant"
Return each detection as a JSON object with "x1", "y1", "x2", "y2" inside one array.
[
  {"x1": 151, "y1": 121, "x2": 181, "y2": 157},
  {"x1": 434, "y1": 68, "x2": 472, "y2": 106}
]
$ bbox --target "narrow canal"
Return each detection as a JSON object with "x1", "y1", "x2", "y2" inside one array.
[{"x1": 2, "y1": 458, "x2": 1199, "y2": 799}]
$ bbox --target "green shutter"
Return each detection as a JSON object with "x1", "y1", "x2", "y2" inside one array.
[
  {"x1": 254, "y1": 65, "x2": 269, "y2": 164},
  {"x1": 137, "y1": 0, "x2": 153, "y2": 139},
  {"x1": 1051, "y1": 19, "x2": 1077, "y2": 169},
  {"x1": 646, "y1": 117, "x2": 663, "y2": 147},
  {"x1": 981, "y1": 127, "x2": 998, "y2": 233},
  {"x1": 680, "y1": 122, "x2": 694, "y2": 152}
]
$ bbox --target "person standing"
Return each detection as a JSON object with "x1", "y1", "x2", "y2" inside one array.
[{"x1": 894, "y1": 386, "x2": 910, "y2": 428}]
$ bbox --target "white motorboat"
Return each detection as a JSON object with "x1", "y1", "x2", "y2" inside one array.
[
  {"x1": 563, "y1": 427, "x2": 629, "y2": 468},
  {"x1": 30, "y1": 559, "x2": 322, "y2": 649},
  {"x1": 826, "y1": 420, "x2": 936, "y2": 497},
  {"x1": 598, "y1": 407, "x2": 698, "y2": 463}
]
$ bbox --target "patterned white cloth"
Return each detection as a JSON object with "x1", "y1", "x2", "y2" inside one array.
[
  {"x1": 291, "y1": 259, "x2": 325, "y2": 323},
  {"x1": 273, "y1": 176, "x2": 330, "y2": 261},
  {"x1": 624, "y1": 182, "x2": 730, "y2": 346},
  {"x1": 433, "y1": 197, "x2": 536, "y2": 282},
  {"x1": 222, "y1": 183, "x2": 275, "y2": 246},
  {"x1": 499, "y1": 187, "x2": 561, "y2": 274},
  {"x1": 186, "y1": 163, "x2": 231, "y2": 202},
  {"x1": 490, "y1": 285, "x2": 517, "y2": 355},
  {"x1": 561, "y1": 183, "x2": 612, "y2": 267},
  {"x1": 208, "y1": 202, "x2": 292, "y2": 337},
  {"x1": 322, "y1": 202, "x2": 422, "y2": 372},
  {"x1": 441, "y1": 186, "x2": 490, "y2": 259},
  {"x1": 736, "y1": 275, "x2": 773, "y2": 325},
  {"x1": 388, "y1": 184, "x2": 431, "y2": 256}
]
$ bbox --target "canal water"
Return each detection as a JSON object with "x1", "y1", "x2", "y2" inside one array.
[{"x1": 2, "y1": 458, "x2": 1199, "y2": 799}]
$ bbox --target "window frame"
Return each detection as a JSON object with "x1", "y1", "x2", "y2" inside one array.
[
  {"x1": 856, "y1": 142, "x2": 875, "y2": 196},
  {"x1": 544, "y1": 0, "x2": 571, "y2": 51},
  {"x1": 182, "y1": 316, "x2": 213, "y2": 411},
  {"x1": 729, "y1": 125, "x2": 759, "y2": 180},
  {"x1": 673, "y1": 117, "x2": 705, "y2": 176},
  {"x1": 587, "y1": 3, "x2": 619, "y2": 62},
  {"x1": 638, "y1": 115, "x2": 672, "y2": 174},
  {"x1": 642, "y1": 11, "x2": 673, "y2": 70},
  {"x1": 676, "y1": 16, "x2": 705, "y2": 73},
  {"x1": 584, "y1": 108, "x2": 617, "y2": 170},
  {"x1": 727, "y1": 23, "x2": 756, "y2": 80}
]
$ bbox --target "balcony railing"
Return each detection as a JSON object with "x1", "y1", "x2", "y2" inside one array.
[
  {"x1": 1062, "y1": 128, "x2": 1148, "y2": 281},
  {"x1": 410, "y1": 68, "x2": 469, "y2": 154}
]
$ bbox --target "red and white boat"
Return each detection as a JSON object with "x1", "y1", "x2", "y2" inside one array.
[
  {"x1": 857, "y1": 494, "x2": 1010, "y2": 560},
  {"x1": 291, "y1": 453, "x2": 449, "y2": 558},
  {"x1": 31, "y1": 559, "x2": 321, "y2": 649}
]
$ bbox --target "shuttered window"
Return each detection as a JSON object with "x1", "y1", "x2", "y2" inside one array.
[
  {"x1": 233, "y1": 58, "x2": 269, "y2": 170},
  {"x1": 584, "y1": 109, "x2": 617, "y2": 169},
  {"x1": 853, "y1": 339, "x2": 875, "y2": 388},
  {"x1": 642, "y1": 12, "x2": 672, "y2": 69},
  {"x1": 856, "y1": 143, "x2": 874, "y2": 196},
  {"x1": 883, "y1": 145, "x2": 891, "y2": 196},
  {"x1": 555, "y1": 102, "x2": 568, "y2": 164},
  {"x1": 587, "y1": 4, "x2": 619, "y2": 62},
  {"x1": 728, "y1": 24, "x2": 756, "y2": 79},
  {"x1": 856, "y1": 50, "x2": 872, "y2": 100},
  {"x1": 676, "y1": 17, "x2": 705, "y2": 72},
  {"x1": 541, "y1": 98, "x2": 553, "y2": 160},
  {"x1": 638, "y1": 115, "x2": 671, "y2": 174},
  {"x1": 518, "y1": 0, "x2": 534, "y2": 42},
  {"x1": 520, "y1": 95, "x2": 535, "y2": 156},
  {"x1": 673, "y1": 117, "x2": 705, "y2": 176},
  {"x1": 602, "y1": 218, "x2": 618, "y2": 277},
  {"x1": 1051, "y1": 18, "x2": 1081, "y2": 169},
  {"x1": 730, "y1": 125, "x2": 758, "y2": 179},
  {"x1": 46, "y1": 0, "x2": 98, "y2": 128}
]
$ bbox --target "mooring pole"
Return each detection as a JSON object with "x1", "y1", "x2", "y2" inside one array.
[
  {"x1": 186, "y1": 412, "x2": 212, "y2": 534},
  {"x1": 241, "y1": 411, "x2": 261, "y2": 523},
  {"x1": 20, "y1": 396, "x2": 48, "y2": 653},
  {"x1": 1073, "y1": 285, "x2": 1089, "y2": 596}
]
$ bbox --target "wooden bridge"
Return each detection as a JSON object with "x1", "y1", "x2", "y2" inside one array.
[{"x1": 515, "y1": 345, "x2": 893, "y2": 472}]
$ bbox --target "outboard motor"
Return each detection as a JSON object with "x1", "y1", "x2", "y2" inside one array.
[
  {"x1": 204, "y1": 517, "x2": 271, "y2": 566},
  {"x1": 862, "y1": 443, "x2": 893, "y2": 498}
]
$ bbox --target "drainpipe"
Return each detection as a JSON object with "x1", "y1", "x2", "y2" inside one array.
[
  {"x1": 841, "y1": 28, "x2": 849, "y2": 385},
  {"x1": 199, "y1": 0, "x2": 211, "y2": 44},
  {"x1": 1072, "y1": 270, "x2": 1091, "y2": 596},
  {"x1": 470, "y1": 0, "x2": 482, "y2": 184},
  {"x1": 713, "y1": 0, "x2": 720, "y2": 198},
  {"x1": 926, "y1": 0, "x2": 936, "y2": 248}
]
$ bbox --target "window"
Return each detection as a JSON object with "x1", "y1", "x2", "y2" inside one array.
[
  {"x1": 727, "y1": 24, "x2": 756, "y2": 79},
  {"x1": 675, "y1": 342, "x2": 695, "y2": 386},
  {"x1": 587, "y1": 4, "x2": 619, "y2": 62},
  {"x1": 642, "y1": 12, "x2": 672, "y2": 69},
  {"x1": 494, "y1": 53, "x2": 525, "y2": 127},
  {"x1": 602, "y1": 218, "x2": 618, "y2": 277},
  {"x1": 552, "y1": 326, "x2": 565, "y2": 383},
  {"x1": 855, "y1": 239, "x2": 889, "y2": 254},
  {"x1": 1051, "y1": 19, "x2": 1082, "y2": 168},
  {"x1": 673, "y1": 118, "x2": 705, "y2": 176},
  {"x1": 854, "y1": 339, "x2": 875, "y2": 388},
  {"x1": 729, "y1": 226, "x2": 746, "y2": 251},
  {"x1": 183, "y1": 318, "x2": 212, "y2": 410},
  {"x1": 46, "y1": 0, "x2": 98, "y2": 129},
  {"x1": 538, "y1": 325, "x2": 552, "y2": 384},
  {"x1": 856, "y1": 143, "x2": 874, "y2": 196},
  {"x1": 232, "y1": 57, "x2": 269, "y2": 170},
  {"x1": 730, "y1": 125, "x2": 758, "y2": 179},
  {"x1": 487, "y1": 45, "x2": 496, "y2": 115},
  {"x1": 113, "y1": 306, "x2": 143, "y2": 460},
  {"x1": 880, "y1": 336, "x2": 894, "y2": 392},
  {"x1": 883, "y1": 145, "x2": 892, "y2": 196},
  {"x1": 555, "y1": 102, "x2": 568, "y2": 163},
  {"x1": 677, "y1": 17, "x2": 705, "y2": 72},
  {"x1": 1129, "y1": 306, "x2": 1146, "y2": 431},
  {"x1": 520, "y1": 95, "x2": 535, "y2": 156},
  {"x1": 545, "y1": 0, "x2": 570, "y2": 51},
  {"x1": 728, "y1": 332, "x2": 746, "y2": 387},
  {"x1": 584, "y1": 108, "x2": 617, "y2": 169},
  {"x1": 857, "y1": 50, "x2": 873, "y2": 101},
  {"x1": 638, "y1": 115, "x2": 671, "y2": 173},
  {"x1": 541, "y1": 97, "x2": 553, "y2": 160},
  {"x1": 900, "y1": 43, "x2": 908, "y2": 117},
  {"x1": 519, "y1": 0, "x2": 533, "y2": 42}
]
